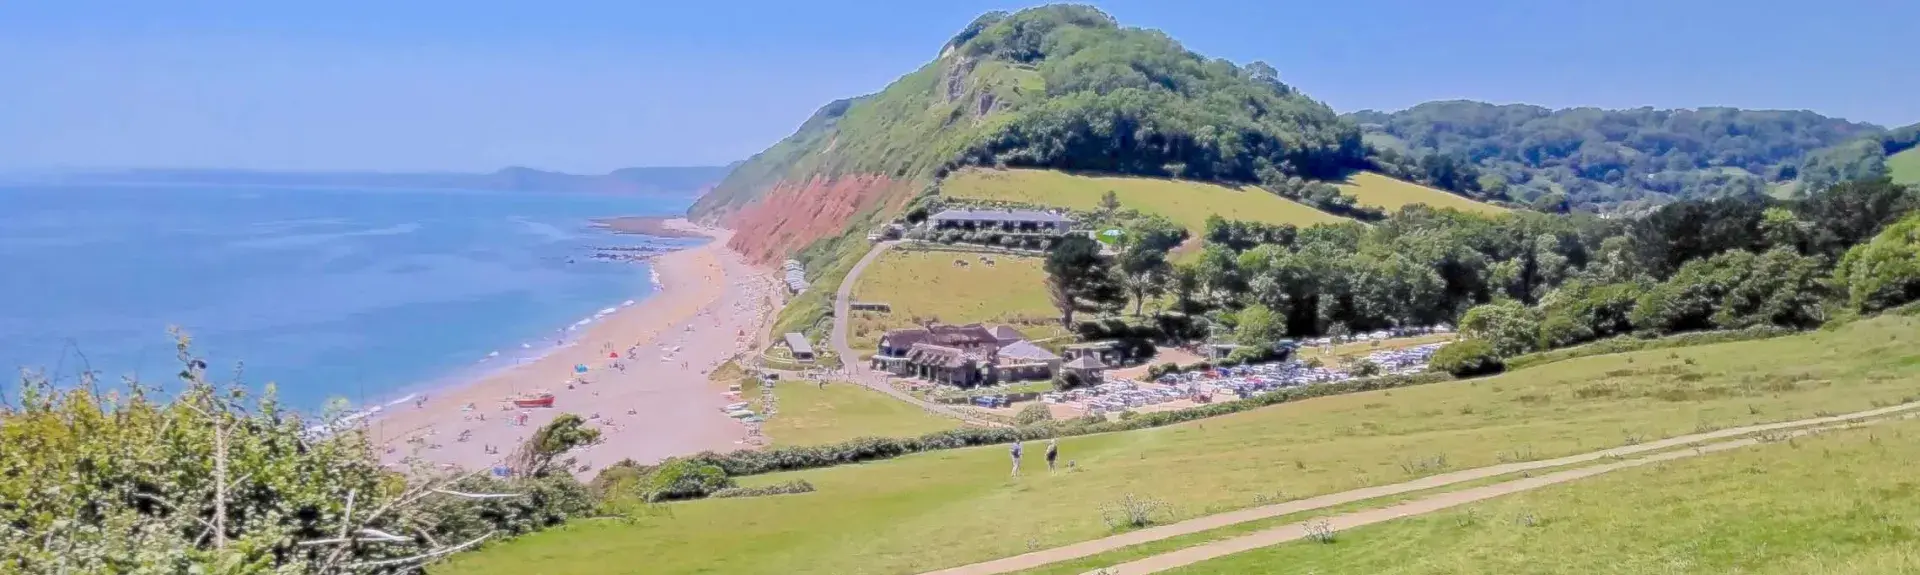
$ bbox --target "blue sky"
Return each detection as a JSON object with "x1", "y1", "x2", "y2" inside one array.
[{"x1": 2, "y1": 0, "x2": 1914, "y2": 173}]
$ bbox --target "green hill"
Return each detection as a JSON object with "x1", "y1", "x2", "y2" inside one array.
[
  {"x1": 692, "y1": 6, "x2": 1365, "y2": 224},
  {"x1": 692, "y1": 5, "x2": 1376, "y2": 336},
  {"x1": 1891, "y1": 147, "x2": 1920, "y2": 185},
  {"x1": 1347, "y1": 101, "x2": 1884, "y2": 209}
]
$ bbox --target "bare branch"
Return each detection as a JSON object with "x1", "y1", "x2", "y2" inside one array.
[
  {"x1": 430, "y1": 489, "x2": 521, "y2": 499},
  {"x1": 355, "y1": 528, "x2": 410, "y2": 543},
  {"x1": 338, "y1": 489, "x2": 357, "y2": 540},
  {"x1": 339, "y1": 531, "x2": 494, "y2": 570}
]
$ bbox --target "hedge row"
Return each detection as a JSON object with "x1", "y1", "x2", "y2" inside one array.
[
  {"x1": 678, "y1": 371, "x2": 1454, "y2": 477},
  {"x1": 1503, "y1": 326, "x2": 1796, "y2": 372},
  {"x1": 710, "y1": 480, "x2": 817, "y2": 499}
]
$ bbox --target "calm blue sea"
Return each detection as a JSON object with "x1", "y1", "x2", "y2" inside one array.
[{"x1": 0, "y1": 184, "x2": 693, "y2": 410}]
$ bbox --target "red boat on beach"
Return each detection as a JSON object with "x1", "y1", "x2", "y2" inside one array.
[{"x1": 512, "y1": 391, "x2": 555, "y2": 408}]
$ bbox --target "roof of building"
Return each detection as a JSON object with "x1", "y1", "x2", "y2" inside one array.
[
  {"x1": 782, "y1": 333, "x2": 814, "y2": 356},
  {"x1": 1065, "y1": 340, "x2": 1122, "y2": 350},
  {"x1": 880, "y1": 323, "x2": 999, "y2": 350},
  {"x1": 996, "y1": 340, "x2": 1060, "y2": 362},
  {"x1": 1063, "y1": 356, "x2": 1108, "y2": 370},
  {"x1": 930, "y1": 208, "x2": 1070, "y2": 224},
  {"x1": 906, "y1": 343, "x2": 978, "y2": 369},
  {"x1": 988, "y1": 325, "x2": 1027, "y2": 341}
]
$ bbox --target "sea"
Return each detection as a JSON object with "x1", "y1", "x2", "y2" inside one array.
[{"x1": 0, "y1": 183, "x2": 695, "y2": 412}]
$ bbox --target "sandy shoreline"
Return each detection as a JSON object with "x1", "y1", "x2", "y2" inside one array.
[
  {"x1": 368, "y1": 219, "x2": 782, "y2": 473},
  {"x1": 590, "y1": 215, "x2": 709, "y2": 238}
]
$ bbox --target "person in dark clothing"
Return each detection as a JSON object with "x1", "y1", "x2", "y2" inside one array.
[{"x1": 1045, "y1": 439, "x2": 1059, "y2": 473}]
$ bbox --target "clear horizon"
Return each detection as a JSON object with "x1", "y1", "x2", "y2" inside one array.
[{"x1": 2, "y1": 0, "x2": 1915, "y2": 173}]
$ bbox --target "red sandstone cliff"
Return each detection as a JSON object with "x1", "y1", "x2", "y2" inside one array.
[{"x1": 722, "y1": 174, "x2": 902, "y2": 264}]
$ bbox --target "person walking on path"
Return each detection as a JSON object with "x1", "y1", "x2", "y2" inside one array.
[
  {"x1": 1009, "y1": 441, "x2": 1023, "y2": 477},
  {"x1": 1045, "y1": 439, "x2": 1059, "y2": 474}
]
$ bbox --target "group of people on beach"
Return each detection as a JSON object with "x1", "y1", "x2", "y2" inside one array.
[{"x1": 1008, "y1": 439, "x2": 1061, "y2": 476}]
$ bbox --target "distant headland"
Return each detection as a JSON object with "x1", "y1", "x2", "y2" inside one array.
[{"x1": 5, "y1": 164, "x2": 738, "y2": 196}]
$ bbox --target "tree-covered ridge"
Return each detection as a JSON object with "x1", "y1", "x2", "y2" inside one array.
[
  {"x1": 1349, "y1": 100, "x2": 1887, "y2": 210},
  {"x1": 950, "y1": 6, "x2": 1364, "y2": 182},
  {"x1": 690, "y1": 4, "x2": 1364, "y2": 220},
  {"x1": 1168, "y1": 177, "x2": 1918, "y2": 374}
]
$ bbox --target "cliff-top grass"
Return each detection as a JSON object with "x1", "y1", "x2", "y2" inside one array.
[
  {"x1": 848, "y1": 248, "x2": 1066, "y2": 352},
  {"x1": 1168, "y1": 415, "x2": 1920, "y2": 574},
  {"x1": 438, "y1": 313, "x2": 1920, "y2": 575},
  {"x1": 1335, "y1": 171, "x2": 1509, "y2": 215},
  {"x1": 941, "y1": 168, "x2": 1350, "y2": 234}
]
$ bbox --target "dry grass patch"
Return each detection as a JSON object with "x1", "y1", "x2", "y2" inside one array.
[
  {"x1": 942, "y1": 168, "x2": 1349, "y2": 234},
  {"x1": 847, "y1": 248, "x2": 1066, "y2": 351},
  {"x1": 1334, "y1": 171, "x2": 1508, "y2": 215}
]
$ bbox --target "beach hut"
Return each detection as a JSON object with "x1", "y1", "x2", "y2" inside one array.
[{"x1": 783, "y1": 332, "x2": 816, "y2": 362}]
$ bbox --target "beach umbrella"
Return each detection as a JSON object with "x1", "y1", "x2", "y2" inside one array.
[
  {"x1": 608, "y1": 352, "x2": 619, "y2": 359},
  {"x1": 574, "y1": 364, "x2": 589, "y2": 374}
]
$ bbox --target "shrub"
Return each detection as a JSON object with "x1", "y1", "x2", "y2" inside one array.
[
  {"x1": 1459, "y1": 301, "x2": 1541, "y2": 357},
  {"x1": 645, "y1": 458, "x2": 734, "y2": 501},
  {"x1": 1099, "y1": 493, "x2": 1168, "y2": 530},
  {"x1": 1834, "y1": 212, "x2": 1920, "y2": 313},
  {"x1": 1, "y1": 343, "x2": 594, "y2": 572},
  {"x1": 710, "y1": 480, "x2": 816, "y2": 499},
  {"x1": 1226, "y1": 346, "x2": 1271, "y2": 365},
  {"x1": 1057, "y1": 370, "x2": 1086, "y2": 389},
  {"x1": 1430, "y1": 338, "x2": 1505, "y2": 377},
  {"x1": 1014, "y1": 402, "x2": 1054, "y2": 426},
  {"x1": 422, "y1": 474, "x2": 596, "y2": 538},
  {"x1": 1352, "y1": 359, "x2": 1382, "y2": 377}
]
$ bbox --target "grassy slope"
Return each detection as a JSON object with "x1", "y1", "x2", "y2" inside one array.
[
  {"x1": 1336, "y1": 171, "x2": 1508, "y2": 215},
  {"x1": 439, "y1": 313, "x2": 1920, "y2": 575},
  {"x1": 760, "y1": 380, "x2": 960, "y2": 447},
  {"x1": 847, "y1": 249, "x2": 1066, "y2": 351},
  {"x1": 1889, "y1": 147, "x2": 1920, "y2": 185},
  {"x1": 713, "y1": 56, "x2": 1047, "y2": 341},
  {"x1": 1169, "y1": 417, "x2": 1920, "y2": 574},
  {"x1": 943, "y1": 168, "x2": 1349, "y2": 233}
]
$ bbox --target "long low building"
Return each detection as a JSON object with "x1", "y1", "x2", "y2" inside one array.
[
  {"x1": 872, "y1": 323, "x2": 1061, "y2": 387},
  {"x1": 782, "y1": 332, "x2": 815, "y2": 361},
  {"x1": 929, "y1": 208, "x2": 1072, "y2": 234}
]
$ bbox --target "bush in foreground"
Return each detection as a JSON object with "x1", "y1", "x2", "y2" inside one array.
[{"x1": 1, "y1": 340, "x2": 593, "y2": 573}]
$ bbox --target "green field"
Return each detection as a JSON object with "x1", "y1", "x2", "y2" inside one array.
[
  {"x1": 1168, "y1": 416, "x2": 1920, "y2": 574},
  {"x1": 942, "y1": 168, "x2": 1349, "y2": 233},
  {"x1": 760, "y1": 380, "x2": 961, "y2": 446},
  {"x1": 439, "y1": 313, "x2": 1920, "y2": 575},
  {"x1": 848, "y1": 248, "x2": 1066, "y2": 351},
  {"x1": 1336, "y1": 171, "x2": 1509, "y2": 215},
  {"x1": 1890, "y1": 147, "x2": 1920, "y2": 185}
]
